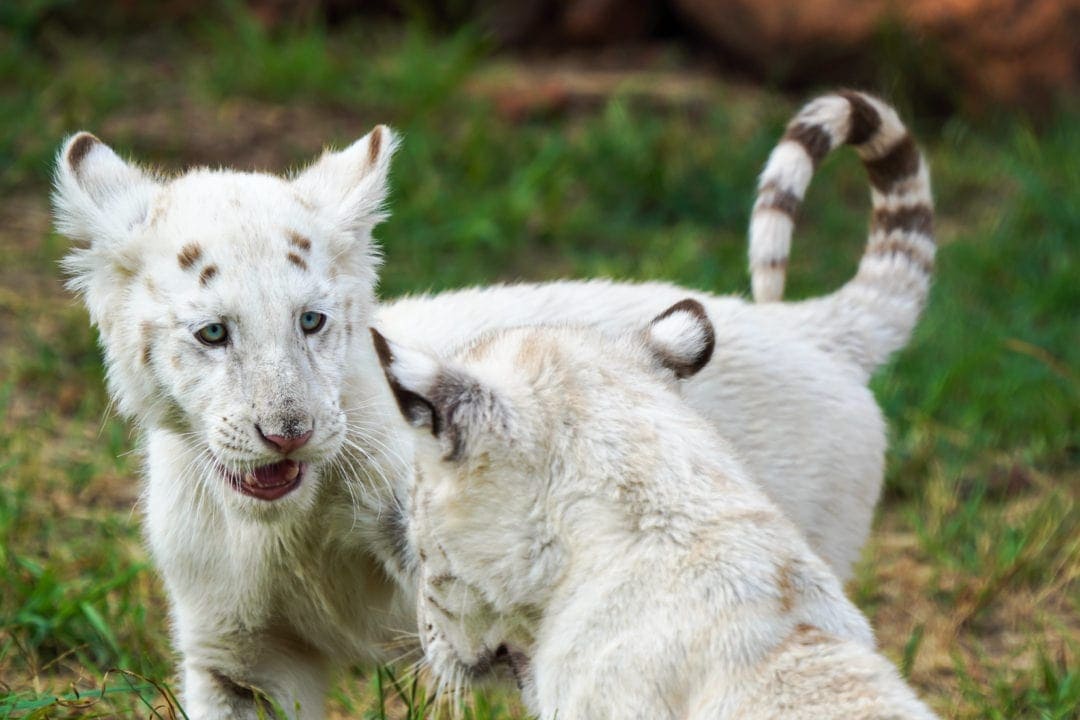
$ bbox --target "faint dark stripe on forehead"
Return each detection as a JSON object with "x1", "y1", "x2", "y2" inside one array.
[
  {"x1": 178, "y1": 242, "x2": 203, "y2": 270},
  {"x1": 199, "y1": 264, "x2": 218, "y2": 286},
  {"x1": 288, "y1": 231, "x2": 312, "y2": 252}
]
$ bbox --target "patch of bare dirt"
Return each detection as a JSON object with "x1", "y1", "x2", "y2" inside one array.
[{"x1": 866, "y1": 490, "x2": 1079, "y2": 713}]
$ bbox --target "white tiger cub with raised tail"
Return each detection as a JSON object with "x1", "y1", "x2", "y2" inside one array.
[
  {"x1": 53, "y1": 90, "x2": 931, "y2": 718},
  {"x1": 375, "y1": 302, "x2": 937, "y2": 720},
  {"x1": 378, "y1": 90, "x2": 935, "y2": 579}
]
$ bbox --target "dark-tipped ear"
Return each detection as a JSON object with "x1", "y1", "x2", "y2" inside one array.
[
  {"x1": 292, "y1": 125, "x2": 399, "y2": 233},
  {"x1": 54, "y1": 133, "x2": 162, "y2": 329},
  {"x1": 646, "y1": 299, "x2": 715, "y2": 379},
  {"x1": 370, "y1": 327, "x2": 443, "y2": 435},
  {"x1": 53, "y1": 132, "x2": 160, "y2": 247}
]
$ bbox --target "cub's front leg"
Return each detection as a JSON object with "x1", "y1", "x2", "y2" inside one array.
[
  {"x1": 174, "y1": 611, "x2": 331, "y2": 720},
  {"x1": 145, "y1": 446, "x2": 334, "y2": 718}
]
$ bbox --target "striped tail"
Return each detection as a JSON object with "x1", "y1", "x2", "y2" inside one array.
[{"x1": 748, "y1": 91, "x2": 935, "y2": 374}]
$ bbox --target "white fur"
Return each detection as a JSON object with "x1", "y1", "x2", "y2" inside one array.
[
  {"x1": 747, "y1": 209, "x2": 794, "y2": 300},
  {"x1": 378, "y1": 279, "x2": 886, "y2": 580},
  {"x1": 53, "y1": 92, "x2": 930, "y2": 718},
  {"x1": 55, "y1": 129, "x2": 417, "y2": 719},
  {"x1": 761, "y1": 140, "x2": 815, "y2": 198},
  {"x1": 749, "y1": 136, "x2": 809, "y2": 304},
  {"x1": 795, "y1": 95, "x2": 852, "y2": 144},
  {"x1": 390, "y1": 318, "x2": 937, "y2": 719}
]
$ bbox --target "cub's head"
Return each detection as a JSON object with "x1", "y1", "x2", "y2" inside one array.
[
  {"x1": 53, "y1": 128, "x2": 396, "y2": 518},
  {"x1": 372, "y1": 299, "x2": 714, "y2": 693}
]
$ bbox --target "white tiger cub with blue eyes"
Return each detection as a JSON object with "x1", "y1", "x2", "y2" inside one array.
[
  {"x1": 55, "y1": 126, "x2": 417, "y2": 719},
  {"x1": 53, "y1": 90, "x2": 932, "y2": 718},
  {"x1": 375, "y1": 302, "x2": 937, "y2": 720}
]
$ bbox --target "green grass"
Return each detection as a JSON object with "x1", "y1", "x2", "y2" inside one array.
[{"x1": 1, "y1": 7, "x2": 1077, "y2": 719}]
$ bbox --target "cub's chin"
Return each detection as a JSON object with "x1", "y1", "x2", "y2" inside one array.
[
  {"x1": 469, "y1": 645, "x2": 529, "y2": 692},
  {"x1": 427, "y1": 640, "x2": 521, "y2": 691}
]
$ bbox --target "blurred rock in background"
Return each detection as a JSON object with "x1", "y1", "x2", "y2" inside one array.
[
  {"x1": 669, "y1": 0, "x2": 1080, "y2": 111},
  {"x1": 473, "y1": 0, "x2": 1080, "y2": 111},
  {"x1": 246, "y1": 0, "x2": 1080, "y2": 112},
  {"x1": 13, "y1": 0, "x2": 1079, "y2": 112}
]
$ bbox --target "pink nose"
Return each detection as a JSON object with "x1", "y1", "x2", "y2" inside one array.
[{"x1": 258, "y1": 427, "x2": 312, "y2": 454}]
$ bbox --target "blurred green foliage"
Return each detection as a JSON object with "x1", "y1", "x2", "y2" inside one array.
[{"x1": 0, "y1": 4, "x2": 1076, "y2": 718}]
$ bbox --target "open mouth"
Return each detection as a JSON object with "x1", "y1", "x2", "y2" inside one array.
[{"x1": 224, "y1": 460, "x2": 305, "y2": 501}]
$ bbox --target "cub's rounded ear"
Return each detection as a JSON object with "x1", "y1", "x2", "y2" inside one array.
[
  {"x1": 370, "y1": 327, "x2": 443, "y2": 435},
  {"x1": 645, "y1": 298, "x2": 715, "y2": 379},
  {"x1": 53, "y1": 132, "x2": 160, "y2": 246},
  {"x1": 292, "y1": 125, "x2": 399, "y2": 233}
]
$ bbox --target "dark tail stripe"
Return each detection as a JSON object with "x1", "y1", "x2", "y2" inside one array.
[
  {"x1": 784, "y1": 122, "x2": 833, "y2": 167},
  {"x1": 865, "y1": 238, "x2": 934, "y2": 276},
  {"x1": 750, "y1": 88, "x2": 935, "y2": 357},
  {"x1": 756, "y1": 181, "x2": 802, "y2": 219},
  {"x1": 865, "y1": 135, "x2": 921, "y2": 193},
  {"x1": 839, "y1": 91, "x2": 882, "y2": 146},
  {"x1": 872, "y1": 205, "x2": 933, "y2": 236}
]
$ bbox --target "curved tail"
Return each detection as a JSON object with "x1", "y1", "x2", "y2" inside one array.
[{"x1": 748, "y1": 91, "x2": 935, "y2": 374}]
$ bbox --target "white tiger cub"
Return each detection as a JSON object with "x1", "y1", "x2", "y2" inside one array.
[
  {"x1": 56, "y1": 126, "x2": 417, "y2": 719},
  {"x1": 52, "y1": 90, "x2": 932, "y2": 718},
  {"x1": 377, "y1": 90, "x2": 935, "y2": 581},
  {"x1": 375, "y1": 302, "x2": 937, "y2": 720}
]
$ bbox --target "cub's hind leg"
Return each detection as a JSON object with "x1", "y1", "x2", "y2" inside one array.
[{"x1": 724, "y1": 625, "x2": 937, "y2": 720}]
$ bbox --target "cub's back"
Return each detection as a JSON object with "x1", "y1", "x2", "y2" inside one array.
[{"x1": 378, "y1": 282, "x2": 884, "y2": 580}]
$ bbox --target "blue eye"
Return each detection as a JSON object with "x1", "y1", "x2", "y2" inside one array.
[
  {"x1": 300, "y1": 311, "x2": 326, "y2": 334},
  {"x1": 196, "y1": 322, "x2": 228, "y2": 346}
]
